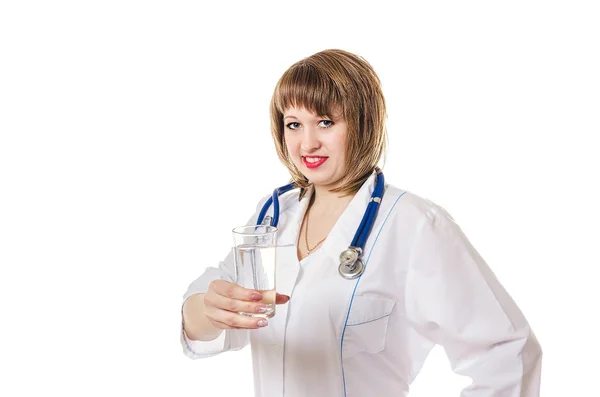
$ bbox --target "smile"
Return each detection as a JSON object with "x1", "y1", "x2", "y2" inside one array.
[{"x1": 302, "y1": 156, "x2": 328, "y2": 169}]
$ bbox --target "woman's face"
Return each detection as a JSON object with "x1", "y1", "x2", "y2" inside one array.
[{"x1": 283, "y1": 106, "x2": 348, "y2": 190}]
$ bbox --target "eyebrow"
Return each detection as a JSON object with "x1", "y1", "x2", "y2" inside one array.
[{"x1": 283, "y1": 115, "x2": 333, "y2": 120}]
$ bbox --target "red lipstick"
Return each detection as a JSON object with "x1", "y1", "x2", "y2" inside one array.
[{"x1": 302, "y1": 156, "x2": 328, "y2": 169}]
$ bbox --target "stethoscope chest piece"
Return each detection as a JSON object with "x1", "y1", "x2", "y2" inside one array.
[
  {"x1": 340, "y1": 247, "x2": 361, "y2": 265},
  {"x1": 338, "y1": 258, "x2": 365, "y2": 279},
  {"x1": 338, "y1": 247, "x2": 365, "y2": 279}
]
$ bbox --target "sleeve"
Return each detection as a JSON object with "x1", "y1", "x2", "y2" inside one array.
[
  {"x1": 181, "y1": 194, "x2": 271, "y2": 359},
  {"x1": 404, "y1": 204, "x2": 542, "y2": 396}
]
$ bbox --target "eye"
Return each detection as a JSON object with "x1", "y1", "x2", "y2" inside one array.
[
  {"x1": 285, "y1": 122, "x2": 301, "y2": 130},
  {"x1": 319, "y1": 120, "x2": 334, "y2": 128}
]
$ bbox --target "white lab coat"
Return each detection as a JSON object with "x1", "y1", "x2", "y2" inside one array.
[{"x1": 181, "y1": 173, "x2": 542, "y2": 397}]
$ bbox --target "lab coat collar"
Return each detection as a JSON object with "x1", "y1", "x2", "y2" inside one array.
[
  {"x1": 276, "y1": 172, "x2": 378, "y2": 262},
  {"x1": 320, "y1": 172, "x2": 377, "y2": 261}
]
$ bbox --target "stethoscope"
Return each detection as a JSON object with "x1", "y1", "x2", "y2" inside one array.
[{"x1": 256, "y1": 168, "x2": 385, "y2": 280}]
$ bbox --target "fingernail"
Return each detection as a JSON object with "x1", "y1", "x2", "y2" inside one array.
[
  {"x1": 257, "y1": 319, "x2": 268, "y2": 327},
  {"x1": 257, "y1": 306, "x2": 267, "y2": 313},
  {"x1": 251, "y1": 294, "x2": 263, "y2": 301}
]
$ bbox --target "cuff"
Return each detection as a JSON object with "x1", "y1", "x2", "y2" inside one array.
[{"x1": 181, "y1": 325, "x2": 227, "y2": 359}]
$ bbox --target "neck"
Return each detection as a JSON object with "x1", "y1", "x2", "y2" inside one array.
[{"x1": 309, "y1": 184, "x2": 356, "y2": 214}]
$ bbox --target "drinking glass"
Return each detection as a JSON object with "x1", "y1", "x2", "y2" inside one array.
[{"x1": 232, "y1": 225, "x2": 277, "y2": 318}]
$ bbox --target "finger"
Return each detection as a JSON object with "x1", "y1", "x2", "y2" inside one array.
[
  {"x1": 205, "y1": 308, "x2": 268, "y2": 329},
  {"x1": 205, "y1": 292, "x2": 269, "y2": 316},
  {"x1": 208, "y1": 318, "x2": 245, "y2": 330},
  {"x1": 275, "y1": 293, "x2": 290, "y2": 305},
  {"x1": 209, "y1": 280, "x2": 263, "y2": 301}
]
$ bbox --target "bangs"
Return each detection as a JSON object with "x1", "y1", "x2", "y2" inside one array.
[
  {"x1": 272, "y1": 63, "x2": 345, "y2": 119},
  {"x1": 270, "y1": 49, "x2": 387, "y2": 198}
]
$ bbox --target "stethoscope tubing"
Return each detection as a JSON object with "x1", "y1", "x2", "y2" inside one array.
[{"x1": 255, "y1": 169, "x2": 385, "y2": 279}]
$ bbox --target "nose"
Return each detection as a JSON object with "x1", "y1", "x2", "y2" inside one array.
[{"x1": 300, "y1": 126, "x2": 321, "y2": 153}]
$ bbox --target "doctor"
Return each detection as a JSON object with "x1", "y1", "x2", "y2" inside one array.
[{"x1": 181, "y1": 49, "x2": 542, "y2": 396}]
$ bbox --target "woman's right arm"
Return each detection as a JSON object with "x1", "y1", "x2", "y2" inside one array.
[
  {"x1": 181, "y1": 253, "x2": 290, "y2": 359},
  {"x1": 180, "y1": 250, "x2": 262, "y2": 359},
  {"x1": 182, "y1": 293, "x2": 224, "y2": 342},
  {"x1": 180, "y1": 194, "x2": 289, "y2": 359},
  {"x1": 183, "y1": 281, "x2": 272, "y2": 341}
]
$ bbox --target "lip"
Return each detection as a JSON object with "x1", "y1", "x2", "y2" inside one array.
[{"x1": 302, "y1": 156, "x2": 328, "y2": 169}]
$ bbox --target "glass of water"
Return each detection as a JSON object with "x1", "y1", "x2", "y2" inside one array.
[{"x1": 232, "y1": 225, "x2": 278, "y2": 318}]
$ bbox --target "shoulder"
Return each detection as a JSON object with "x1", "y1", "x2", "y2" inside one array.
[
  {"x1": 253, "y1": 190, "x2": 300, "y2": 212},
  {"x1": 380, "y1": 183, "x2": 457, "y2": 230},
  {"x1": 254, "y1": 194, "x2": 271, "y2": 212},
  {"x1": 251, "y1": 189, "x2": 301, "y2": 221}
]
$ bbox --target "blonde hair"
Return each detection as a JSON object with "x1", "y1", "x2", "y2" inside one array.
[{"x1": 270, "y1": 49, "x2": 387, "y2": 199}]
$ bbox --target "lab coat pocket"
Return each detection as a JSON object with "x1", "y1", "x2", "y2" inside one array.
[{"x1": 342, "y1": 295, "x2": 395, "y2": 359}]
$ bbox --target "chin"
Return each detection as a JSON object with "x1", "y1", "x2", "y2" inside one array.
[{"x1": 309, "y1": 175, "x2": 340, "y2": 188}]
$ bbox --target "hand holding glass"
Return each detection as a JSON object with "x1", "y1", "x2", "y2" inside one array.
[{"x1": 232, "y1": 225, "x2": 277, "y2": 318}]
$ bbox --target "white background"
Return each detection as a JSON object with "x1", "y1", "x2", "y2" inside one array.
[{"x1": 1, "y1": 1, "x2": 598, "y2": 396}]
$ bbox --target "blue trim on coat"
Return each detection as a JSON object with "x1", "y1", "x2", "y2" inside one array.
[{"x1": 340, "y1": 191, "x2": 407, "y2": 396}]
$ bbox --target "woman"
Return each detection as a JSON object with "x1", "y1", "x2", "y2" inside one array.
[{"x1": 181, "y1": 49, "x2": 542, "y2": 396}]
